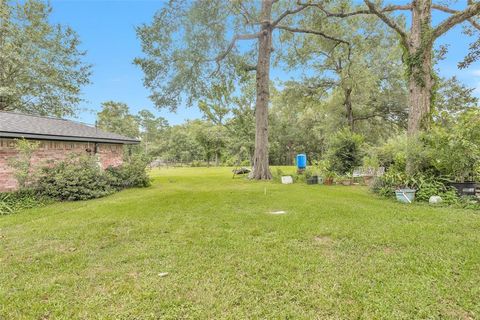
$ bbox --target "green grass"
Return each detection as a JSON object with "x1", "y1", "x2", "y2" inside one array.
[{"x1": 1, "y1": 167, "x2": 479, "y2": 319}]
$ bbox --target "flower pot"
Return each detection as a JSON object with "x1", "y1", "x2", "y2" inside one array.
[
  {"x1": 395, "y1": 189, "x2": 416, "y2": 204},
  {"x1": 340, "y1": 179, "x2": 352, "y2": 186},
  {"x1": 306, "y1": 178, "x2": 317, "y2": 185},
  {"x1": 324, "y1": 177, "x2": 334, "y2": 185},
  {"x1": 449, "y1": 182, "x2": 477, "y2": 196}
]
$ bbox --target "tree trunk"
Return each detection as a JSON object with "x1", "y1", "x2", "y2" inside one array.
[
  {"x1": 215, "y1": 152, "x2": 219, "y2": 166},
  {"x1": 251, "y1": 0, "x2": 273, "y2": 180},
  {"x1": 343, "y1": 86, "x2": 354, "y2": 131},
  {"x1": 405, "y1": 0, "x2": 433, "y2": 174},
  {"x1": 407, "y1": 0, "x2": 433, "y2": 136}
]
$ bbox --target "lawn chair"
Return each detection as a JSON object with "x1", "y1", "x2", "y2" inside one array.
[
  {"x1": 352, "y1": 167, "x2": 364, "y2": 184},
  {"x1": 232, "y1": 167, "x2": 251, "y2": 179}
]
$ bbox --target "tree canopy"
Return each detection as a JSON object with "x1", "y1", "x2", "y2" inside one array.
[{"x1": 0, "y1": 0, "x2": 91, "y2": 117}]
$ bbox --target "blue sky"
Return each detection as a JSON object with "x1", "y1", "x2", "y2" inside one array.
[{"x1": 48, "y1": 0, "x2": 480, "y2": 125}]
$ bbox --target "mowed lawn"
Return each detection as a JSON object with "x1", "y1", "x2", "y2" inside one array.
[{"x1": 1, "y1": 168, "x2": 480, "y2": 319}]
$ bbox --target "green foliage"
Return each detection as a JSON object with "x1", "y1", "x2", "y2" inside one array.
[
  {"x1": 97, "y1": 101, "x2": 140, "y2": 139},
  {"x1": 434, "y1": 76, "x2": 478, "y2": 125},
  {"x1": 0, "y1": 189, "x2": 49, "y2": 215},
  {"x1": 36, "y1": 156, "x2": 113, "y2": 201},
  {"x1": 36, "y1": 154, "x2": 151, "y2": 202},
  {"x1": 327, "y1": 129, "x2": 365, "y2": 175},
  {"x1": 134, "y1": 0, "x2": 240, "y2": 111},
  {"x1": 0, "y1": 0, "x2": 91, "y2": 116},
  {"x1": 105, "y1": 155, "x2": 151, "y2": 190},
  {"x1": 371, "y1": 171, "x2": 461, "y2": 206},
  {"x1": 7, "y1": 138, "x2": 39, "y2": 188},
  {"x1": 137, "y1": 109, "x2": 169, "y2": 159},
  {"x1": 422, "y1": 109, "x2": 480, "y2": 182}
]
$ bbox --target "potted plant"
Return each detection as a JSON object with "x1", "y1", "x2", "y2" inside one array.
[
  {"x1": 323, "y1": 171, "x2": 336, "y2": 185},
  {"x1": 315, "y1": 159, "x2": 335, "y2": 185},
  {"x1": 310, "y1": 160, "x2": 322, "y2": 184},
  {"x1": 392, "y1": 173, "x2": 416, "y2": 203},
  {"x1": 448, "y1": 169, "x2": 478, "y2": 196},
  {"x1": 395, "y1": 187, "x2": 417, "y2": 203}
]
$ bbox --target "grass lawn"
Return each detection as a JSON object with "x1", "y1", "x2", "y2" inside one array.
[{"x1": 1, "y1": 167, "x2": 480, "y2": 319}]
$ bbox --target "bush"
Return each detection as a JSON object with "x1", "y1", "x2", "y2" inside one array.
[
  {"x1": 35, "y1": 155, "x2": 113, "y2": 201},
  {"x1": 7, "y1": 138, "x2": 40, "y2": 189},
  {"x1": 0, "y1": 189, "x2": 49, "y2": 215},
  {"x1": 422, "y1": 110, "x2": 480, "y2": 182},
  {"x1": 327, "y1": 129, "x2": 365, "y2": 175},
  {"x1": 105, "y1": 155, "x2": 151, "y2": 190},
  {"x1": 371, "y1": 171, "x2": 460, "y2": 205},
  {"x1": 35, "y1": 155, "x2": 151, "y2": 201}
]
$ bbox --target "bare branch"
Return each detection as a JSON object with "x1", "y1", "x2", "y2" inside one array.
[
  {"x1": 433, "y1": 2, "x2": 480, "y2": 40},
  {"x1": 214, "y1": 33, "x2": 261, "y2": 63}
]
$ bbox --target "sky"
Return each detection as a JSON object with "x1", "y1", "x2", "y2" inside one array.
[{"x1": 48, "y1": 0, "x2": 480, "y2": 126}]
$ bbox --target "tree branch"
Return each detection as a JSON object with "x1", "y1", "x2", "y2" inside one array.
[
  {"x1": 433, "y1": 3, "x2": 480, "y2": 40},
  {"x1": 271, "y1": 4, "x2": 312, "y2": 27},
  {"x1": 276, "y1": 25, "x2": 352, "y2": 63},
  {"x1": 363, "y1": 1, "x2": 408, "y2": 43},
  {"x1": 432, "y1": 4, "x2": 480, "y2": 31},
  {"x1": 275, "y1": 25, "x2": 350, "y2": 46},
  {"x1": 214, "y1": 33, "x2": 261, "y2": 63},
  {"x1": 296, "y1": 2, "x2": 411, "y2": 18}
]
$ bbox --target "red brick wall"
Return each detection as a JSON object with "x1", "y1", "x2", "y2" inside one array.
[{"x1": 0, "y1": 138, "x2": 124, "y2": 192}]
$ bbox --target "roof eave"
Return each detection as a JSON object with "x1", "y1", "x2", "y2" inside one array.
[{"x1": 0, "y1": 132, "x2": 140, "y2": 144}]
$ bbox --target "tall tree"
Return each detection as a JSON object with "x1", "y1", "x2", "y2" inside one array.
[
  {"x1": 0, "y1": 0, "x2": 91, "y2": 117},
  {"x1": 312, "y1": 1, "x2": 480, "y2": 135},
  {"x1": 281, "y1": 4, "x2": 407, "y2": 133},
  {"x1": 135, "y1": 0, "x2": 344, "y2": 180},
  {"x1": 97, "y1": 101, "x2": 140, "y2": 139},
  {"x1": 137, "y1": 109, "x2": 169, "y2": 156}
]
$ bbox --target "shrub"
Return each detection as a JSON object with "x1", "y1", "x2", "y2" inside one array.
[
  {"x1": 7, "y1": 138, "x2": 40, "y2": 189},
  {"x1": 191, "y1": 160, "x2": 204, "y2": 167},
  {"x1": 0, "y1": 189, "x2": 49, "y2": 215},
  {"x1": 327, "y1": 129, "x2": 365, "y2": 175},
  {"x1": 371, "y1": 135, "x2": 408, "y2": 170},
  {"x1": 105, "y1": 155, "x2": 151, "y2": 190},
  {"x1": 422, "y1": 110, "x2": 480, "y2": 182},
  {"x1": 371, "y1": 171, "x2": 460, "y2": 205},
  {"x1": 35, "y1": 155, "x2": 113, "y2": 201}
]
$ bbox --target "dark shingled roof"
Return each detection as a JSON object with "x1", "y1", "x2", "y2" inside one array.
[{"x1": 0, "y1": 111, "x2": 139, "y2": 144}]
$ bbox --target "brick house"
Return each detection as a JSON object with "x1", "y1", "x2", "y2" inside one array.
[{"x1": 0, "y1": 111, "x2": 139, "y2": 192}]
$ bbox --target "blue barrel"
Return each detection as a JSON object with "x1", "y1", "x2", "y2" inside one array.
[{"x1": 296, "y1": 154, "x2": 307, "y2": 169}]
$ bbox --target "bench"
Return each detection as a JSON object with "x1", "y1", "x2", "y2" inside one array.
[{"x1": 352, "y1": 167, "x2": 385, "y2": 185}]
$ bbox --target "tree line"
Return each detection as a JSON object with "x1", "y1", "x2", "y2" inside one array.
[{"x1": 2, "y1": 0, "x2": 480, "y2": 178}]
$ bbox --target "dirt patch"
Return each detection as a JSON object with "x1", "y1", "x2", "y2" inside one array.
[
  {"x1": 382, "y1": 246, "x2": 396, "y2": 254},
  {"x1": 313, "y1": 235, "x2": 334, "y2": 245}
]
